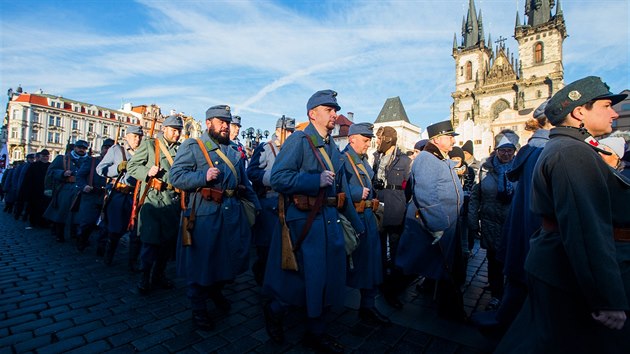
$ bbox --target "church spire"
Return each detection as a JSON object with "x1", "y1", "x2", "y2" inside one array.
[
  {"x1": 515, "y1": 11, "x2": 521, "y2": 29},
  {"x1": 453, "y1": 33, "x2": 458, "y2": 50},
  {"x1": 478, "y1": 10, "x2": 484, "y2": 44},
  {"x1": 525, "y1": 0, "x2": 553, "y2": 27},
  {"x1": 463, "y1": 0, "x2": 481, "y2": 48},
  {"x1": 556, "y1": 0, "x2": 563, "y2": 16}
]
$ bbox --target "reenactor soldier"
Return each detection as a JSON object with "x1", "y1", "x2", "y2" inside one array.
[
  {"x1": 229, "y1": 115, "x2": 246, "y2": 160},
  {"x1": 342, "y1": 122, "x2": 391, "y2": 325},
  {"x1": 263, "y1": 90, "x2": 364, "y2": 352},
  {"x1": 127, "y1": 115, "x2": 183, "y2": 295},
  {"x1": 371, "y1": 126, "x2": 412, "y2": 307},
  {"x1": 76, "y1": 139, "x2": 113, "y2": 251},
  {"x1": 22, "y1": 149, "x2": 51, "y2": 228},
  {"x1": 247, "y1": 115, "x2": 296, "y2": 285},
  {"x1": 170, "y1": 105, "x2": 261, "y2": 330},
  {"x1": 14, "y1": 153, "x2": 36, "y2": 221},
  {"x1": 96, "y1": 125, "x2": 144, "y2": 268},
  {"x1": 44, "y1": 140, "x2": 90, "y2": 242}
]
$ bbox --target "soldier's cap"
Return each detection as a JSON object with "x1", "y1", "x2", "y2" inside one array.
[
  {"x1": 306, "y1": 89, "x2": 341, "y2": 112},
  {"x1": 102, "y1": 138, "x2": 115, "y2": 147},
  {"x1": 231, "y1": 115, "x2": 241, "y2": 127},
  {"x1": 39, "y1": 149, "x2": 50, "y2": 156},
  {"x1": 426, "y1": 120, "x2": 459, "y2": 139},
  {"x1": 533, "y1": 98, "x2": 550, "y2": 119},
  {"x1": 205, "y1": 105, "x2": 232, "y2": 122},
  {"x1": 75, "y1": 140, "x2": 89, "y2": 148},
  {"x1": 26, "y1": 153, "x2": 36, "y2": 159},
  {"x1": 163, "y1": 115, "x2": 184, "y2": 129},
  {"x1": 348, "y1": 122, "x2": 374, "y2": 138},
  {"x1": 599, "y1": 136, "x2": 626, "y2": 158},
  {"x1": 126, "y1": 125, "x2": 144, "y2": 136},
  {"x1": 276, "y1": 116, "x2": 296, "y2": 131},
  {"x1": 462, "y1": 140, "x2": 474, "y2": 154},
  {"x1": 414, "y1": 139, "x2": 429, "y2": 151},
  {"x1": 545, "y1": 76, "x2": 628, "y2": 125}
]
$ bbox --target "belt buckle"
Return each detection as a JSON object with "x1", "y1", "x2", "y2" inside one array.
[{"x1": 224, "y1": 189, "x2": 235, "y2": 198}]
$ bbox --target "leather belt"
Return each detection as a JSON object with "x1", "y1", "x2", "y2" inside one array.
[
  {"x1": 293, "y1": 193, "x2": 346, "y2": 211},
  {"x1": 113, "y1": 182, "x2": 134, "y2": 194},
  {"x1": 384, "y1": 184, "x2": 403, "y2": 190},
  {"x1": 148, "y1": 179, "x2": 181, "y2": 193},
  {"x1": 199, "y1": 187, "x2": 237, "y2": 204},
  {"x1": 64, "y1": 176, "x2": 76, "y2": 183},
  {"x1": 543, "y1": 216, "x2": 630, "y2": 242},
  {"x1": 354, "y1": 198, "x2": 379, "y2": 213}
]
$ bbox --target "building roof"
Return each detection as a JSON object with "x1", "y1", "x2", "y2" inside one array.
[
  {"x1": 335, "y1": 114, "x2": 353, "y2": 137},
  {"x1": 375, "y1": 96, "x2": 410, "y2": 124}
]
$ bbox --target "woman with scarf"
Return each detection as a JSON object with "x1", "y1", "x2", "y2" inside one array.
[{"x1": 468, "y1": 130, "x2": 519, "y2": 311}]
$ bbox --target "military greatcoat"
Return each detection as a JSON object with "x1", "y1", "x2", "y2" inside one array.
[
  {"x1": 126, "y1": 135, "x2": 180, "y2": 245},
  {"x1": 263, "y1": 123, "x2": 364, "y2": 318},
  {"x1": 43, "y1": 153, "x2": 86, "y2": 223},
  {"x1": 75, "y1": 155, "x2": 107, "y2": 226},
  {"x1": 169, "y1": 133, "x2": 260, "y2": 286},
  {"x1": 342, "y1": 145, "x2": 382, "y2": 289},
  {"x1": 96, "y1": 144, "x2": 138, "y2": 233}
]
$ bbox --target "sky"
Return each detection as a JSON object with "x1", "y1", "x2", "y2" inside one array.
[{"x1": 1, "y1": 0, "x2": 628, "y2": 135}]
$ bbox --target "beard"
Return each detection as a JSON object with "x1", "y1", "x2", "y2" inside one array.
[{"x1": 209, "y1": 126, "x2": 230, "y2": 145}]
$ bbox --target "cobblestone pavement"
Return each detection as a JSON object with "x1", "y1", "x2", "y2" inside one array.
[{"x1": 0, "y1": 203, "x2": 497, "y2": 353}]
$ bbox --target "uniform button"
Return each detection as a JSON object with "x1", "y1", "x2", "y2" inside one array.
[
  {"x1": 337, "y1": 219, "x2": 340, "y2": 223},
  {"x1": 225, "y1": 206, "x2": 229, "y2": 210},
  {"x1": 327, "y1": 221, "x2": 331, "y2": 224}
]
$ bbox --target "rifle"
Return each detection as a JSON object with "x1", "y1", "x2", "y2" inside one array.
[
  {"x1": 97, "y1": 118, "x2": 124, "y2": 227},
  {"x1": 278, "y1": 116, "x2": 298, "y2": 271},
  {"x1": 128, "y1": 110, "x2": 159, "y2": 230}
]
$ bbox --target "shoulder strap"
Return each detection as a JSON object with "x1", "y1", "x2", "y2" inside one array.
[
  {"x1": 215, "y1": 148, "x2": 238, "y2": 181},
  {"x1": 154, "y1": 139, "x2": 160, "y2": 167},
  {"x1": 268, "y1": 142, "x2": 277, "y2": 157},
  {"x1": 305, "y1": 135, "x2": 329, "y2": 171},
  {"x1": 157, "y1": 138, "x2": 175, "y2": 167},
  {"x1": 195, "y1": 138, "x2": 214, "y2": 168},
  {"x1": 118, "y1": 145, "x2": 127, "y2": 162},
  {"x1": 344, "y1": 152, "x2": 365, "y2": 188}
]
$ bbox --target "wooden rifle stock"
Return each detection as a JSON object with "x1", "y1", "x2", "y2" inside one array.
[{"x1": 279, "y1": 193, "x2": 298, "y2": 271}]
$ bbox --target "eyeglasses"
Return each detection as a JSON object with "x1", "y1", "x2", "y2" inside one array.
[{"x1": 496, "y1": 148, "x2": 515, "y2": 155}]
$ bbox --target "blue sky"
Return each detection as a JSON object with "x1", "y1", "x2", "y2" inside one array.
[{"x1": 1, "y1": 0, "x2": 628, "y2": 135}]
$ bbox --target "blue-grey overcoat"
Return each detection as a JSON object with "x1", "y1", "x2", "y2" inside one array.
[
  {"x1": 43, "y1": 154, "x2": 86, "y2": 223},
  {"x1": 342, "y1": 145, "x2": 382, "y2": 289},
  {"x1": 396, "y1": 142, "x2": 463, "y2": 280},
  {"x1": 170, "y1": 133, "x2": 260, "y2": 286},
  {"x1": 263, "y1": 123, "x2": 364, "y2": 317},
  {"x1": 75, "y1": 156, "x2": 107, "y2": 226}
]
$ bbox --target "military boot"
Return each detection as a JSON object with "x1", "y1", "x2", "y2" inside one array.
[
  {"x1": 103, "y1": 236, "x2": 119, "y2": 266},
  {"x1": 137, "y1": 269, "x2": 151, "y2": 295}
]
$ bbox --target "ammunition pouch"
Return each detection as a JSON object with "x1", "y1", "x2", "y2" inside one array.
[
  {"x1": 293, "y1": 192, "x2": 345, "y2": 211},
  {"x1": 353, "y1": 198, "x2": 379, "y2": 213}
]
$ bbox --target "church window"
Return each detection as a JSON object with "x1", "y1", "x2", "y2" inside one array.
[
  {"x1": 466, "y1": 61, "x2": 472, "y2": 80},
  {"x1": 537, "y1": 90, "x2": 542, "y2": 98},
  {"x1": 460, "y1": 66, "x2": 463, "y2": 76},
  {"x1": 534, "y1": 42, "x2": 543, "y2": 63}
]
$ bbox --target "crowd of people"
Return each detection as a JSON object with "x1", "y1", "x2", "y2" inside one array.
[{"x1": 1, "y1": 76, "x2": 629, "y2": 353}]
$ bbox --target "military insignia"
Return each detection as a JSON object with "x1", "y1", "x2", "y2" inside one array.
[
  {"x1": 332, "y1": 91, "x2": 337, "y2": 97},
  {"x1": 225, "y1": 105, "x2": 230, "y2": 112},
  {"x1": 568, "y1": 90, "x2": 581, "y2": 101}
]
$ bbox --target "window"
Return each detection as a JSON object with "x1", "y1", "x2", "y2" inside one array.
[
  {"x1": 32, "y1": 130, "x2": 39, "y2": 141},
  {"x1": 534, "y1": 42, "x2": 543, "y2": 64},
  {"x1": 12, "y1": 149, "x2": 23, "y2": 162},
  {"x1": 474, "y1": 139, "x2": 482, "y2": 145},
  {"x1": 49, "y1": 115, "x2": 55, "y2": 125},
  {"x1": 48, "y1": 132, "x2": 54, "y2": 143},
  {"x1": 32, "y1": 113, "x2": 40, "y2": 123},
  {"x1": 88, "y1": 122, "x2": 94, "y2": 133},
  {"x1": 537, "y1": 90, "x2": 542, "y2": 98},
  {"x1": 71, "y1": 135, "x2": 77, "y2": 143},
  {"x1": 103, "y1": 125, "x2": 109, "y2": 135},
  {"x1": 72, "y1": 120, "x2": 78, "y2": 130},
  {"x1": 466, "y1": 61, "x2": 473, "y2": 80},
  {"x1": 11, "y1": 127, "x2": 19, "y2": 139},
  {"x1": 56, "y1": 117, "x2": 62, "y2": 127},
  {"x1": 460, "y1": 66, "x2": 463, "y2": 76}
]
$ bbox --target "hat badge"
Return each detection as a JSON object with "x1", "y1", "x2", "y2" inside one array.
[
  {"x1": 568, "y1": 90, "x2": 581, "y2": 101},
  {"x1": 225, "y1": 105, "x2": 230, "y2": 112}
]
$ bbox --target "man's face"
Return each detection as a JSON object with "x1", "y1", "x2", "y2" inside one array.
[
  {"x1": 496, "y1": 147, "x2": 516, "y2": 163},
  {"x1": 163, "y1": 126, "x2": 182, "y2": 143},
  {"x1": 432, "y1": 135, "x2": 455, "y2": 153},
  {"x1": 579, "y1": 99, "x2": 619, "y2": 137},
  {"x1": 410, "y1": 149, "x2": 420, "y2": 160},
  {"x1": 230, "y1": 124, "x2": 240, "y2": 141},
  {"x1": 309, "y1": 105, "x2": 337, "y2": 132},
  {"x1": 450, "y1": 156, "x2": 463, "y2": 168},
  {"x1": 40, "y1": 154, "x2": 50, "y2": 163},
  {"x1": 349, "y1": 134, "x2": 372, "y2": 155},
  {"x1": 207, "y1": 118, "x2": 230, "y2": 144},
  {"x1": 74, "y1": 145, "x2": 87, "y2": 156},
  {"x1": 125, "y1": 133, "x2": 142, "y2": 150}
]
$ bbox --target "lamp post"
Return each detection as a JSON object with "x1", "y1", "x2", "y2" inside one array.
[{"x1": 241, "y1": 126, "x2": 269, "y2": 151}]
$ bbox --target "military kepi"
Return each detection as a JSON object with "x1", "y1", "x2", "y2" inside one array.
[
  {"x1": 205, "y1": 105, "x2": 232, "y2": 122},
  {"x1": 127, "y1": 125, "x2": 144, "y2": 136},
  {"x1": 426, "y1": 120, "x2": 458, "y2": 139},
  {"x1": 307, "y1": 89, "x2": 341, "y2": 112},
  {"x1": 348, "y1": 122, "x2": 374, "y2": 137},
  {"x1": 545, "y1": 76, "x2": 628, "y2": 125},
  {"x1": 231, "y1": 115, "x2": 241, "y2": 127},
  {"x1": 163, "y1": 115, "x2": 184, "y2": 129},
  {"x1": 276, "y1": 116, "x2": 296, "y2": 130},
  {"x1": 75, "y1": 140, "x2": 89, "y2": 148}
]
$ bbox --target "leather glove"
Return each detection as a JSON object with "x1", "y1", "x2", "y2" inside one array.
[
  {"x1": 431, "y1": 230, "x2": 444, "y2": 245},
  {"x1": 117, "y1": 161, "x2": 128, "y2": 173}
]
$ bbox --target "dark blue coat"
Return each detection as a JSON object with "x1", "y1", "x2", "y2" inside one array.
[
  {"x1": 247, "y1": 140, "x2": 281, "y2": 247},
  {"x1": 396, "y1": 142, "x2": 463, "y2": 280},
  {"x1": 263, "y1": 123, "x2": 364, "y2": 317},
  {"x1": 342, "y1": 145, "x2": 382, "y2": 289},
  {"x1": 43, "y1": 154, "x2": 86, "y2": 223},
  {"x1": 170, "y1": 133, "x2": 260, "y2": 286},
  {"x1": 76, "y1": 156, "x2": 108, "y2": 226}
]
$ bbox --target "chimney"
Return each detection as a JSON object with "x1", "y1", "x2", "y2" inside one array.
[{"x1": 347, "y1": 112, "x2": 354, "y2": 121}]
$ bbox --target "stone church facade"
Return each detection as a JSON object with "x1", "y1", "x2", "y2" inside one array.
[{"x1": 451, "y1": 0, "x2": 567, "y2": 158}]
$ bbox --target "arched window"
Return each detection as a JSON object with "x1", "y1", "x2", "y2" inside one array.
[
  {"x1": 534, "y1": 42, "x2": 543, "y2": 64},
  {"x1": 465, "y1": 61, "x2": 473, "y2": 80}
]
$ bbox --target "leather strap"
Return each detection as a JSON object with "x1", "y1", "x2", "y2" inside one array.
[
  {"x1": 195, "y1": 138, "x2": 215, "y2": 168},
  {"x1": 215, "y1": 148, "x2": 238, "y2": 181},
  {"x1": 157, "y1": 138, "x2": 175, "y2": 167},
  {"x1": 269, "y1": 142, "x2": 277, "y2": 157},
  {"x1": 345, "y1": 152, "x2": 366, "y2": 189}
]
